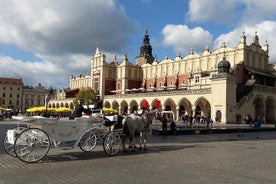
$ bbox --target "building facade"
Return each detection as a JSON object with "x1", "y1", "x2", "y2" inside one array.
[
  {"x1": 90, "y1": 31, "x2": 276, "y2": 123},
  {"x1": 0, "y1": 77, "x2": 53, "y2": 112},
  {"x1": 22, "y1": 83, "x2": 50, "y2": 111},
  {"x1": 48, "y1": 88, "x2": 75, "y2": 109},
  {"x1": 50, "y1": 30, "x2": 276, "y2": 123},
  {"x1": 0, "y1": 77, "x2": 23, "y2": 111}
]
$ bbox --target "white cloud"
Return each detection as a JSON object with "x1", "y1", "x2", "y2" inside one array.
[
  {"x1": 0, "y1": 0, "x2": 138, "y2": 88},
  {"x1": 186, "y1": 0, "x2": 276, "y2": 26},
  {"x1": 186, "y1": 0, "x2": 237, "y2": 24},
  {"x1": 214, "y1": 20, "x2": 276, "y2": 63},
  {"x1": 161, "y1": 24, "x2": 213, "y2": 55},
  {"x1": 240, "y1": 0, "x2": 276, "y2": 24}
]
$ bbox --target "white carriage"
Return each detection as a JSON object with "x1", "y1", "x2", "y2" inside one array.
[{"x1": 3, "y1": 115, "x2": 122, "y2": 163}]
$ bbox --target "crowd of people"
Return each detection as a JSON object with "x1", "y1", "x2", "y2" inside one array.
[
  {"x1": 243, "y1": 115, "x2": 264, "y2": 128},
  {"x1": 179, "y1": 114, "x2": 214, "y2": 128}
]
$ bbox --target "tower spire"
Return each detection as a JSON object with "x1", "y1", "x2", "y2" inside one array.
[
  {"x1": 135, "y1": 27, "x2": 155, "y2": 65},
  {"x1": 140, "y1": 27, "x2": 152, "y2": 57}
]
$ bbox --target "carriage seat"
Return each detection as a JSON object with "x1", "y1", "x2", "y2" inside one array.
[
  {"x1": 103, "y1": 119, "x2": 117, "y2": 127},
  {"x1": 103, "y1": 115, "x2": 118, "y2": 127}
]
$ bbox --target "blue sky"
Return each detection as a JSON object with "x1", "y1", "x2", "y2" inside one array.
[{"x1": 0, "y1": 0, "x2": 276, "y2": 89}]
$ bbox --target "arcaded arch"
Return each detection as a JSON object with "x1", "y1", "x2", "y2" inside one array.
[
  {"x1": 104, "y1": 101, "x2": 111, "y2": 108},
  {"x1": 151, "y1": 98, "x2": 162, "y2": 111},
  {"x1": 139, "y1": 99, "x2": 150, "y2": 109},
  {"x1": 253, "y1": 95, "x2": 265, "y2": 118},
  {"x1": 120, "y1": 100, "x2": 128, "y2": 115},
  {"x1": 64, "y1": 103, "x2": 69, "y2": 108},
  {"x1": 265, "y1": 96, "x2": 275, "y2": 122},
  {"x1": 163, "y1": 98, "x2": 176, "y2": 111},
  {"x1": 163, "y1": 98, "x2": 176, "y2": 120},
  {"x1": 129, "y1": 100, "x2": 138, "y2": 113},
  {"x1": 111, "y1": 101, "x2": 119, "y2": 111},
  {"x1": 69, "y1": 102, "x2": 74, "y2": 109},
  {"x1": 194, "y1": 97, "x2": 211, "y2": 117},
  {"x1": 178, "y1": 98, "x2": 192, "y2": 115}
]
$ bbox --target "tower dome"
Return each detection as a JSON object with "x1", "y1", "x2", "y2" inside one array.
[{"x1": 218, "y1": 55, "x2": 230, "y2": 73}]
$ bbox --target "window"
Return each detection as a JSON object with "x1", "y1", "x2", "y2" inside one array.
[
  {"x1": 94, "y1": 77, "x2": 99, "y2": 92},
  {"x1": 10, "y1": 93, "x2": 12, "y2": 98},
  {"x1": 195, "y1": 76, "x2": 200, "y2": 83},
  {"x1": 3, "y1": 93, "x2": 5, "y2": 97},
  {"x1": 117, "y1": 83, "x2": 121, "y2": 90}
]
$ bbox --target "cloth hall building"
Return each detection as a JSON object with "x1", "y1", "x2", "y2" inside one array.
[{"x1": 64, "y1": 31, "x2": 276, "y2": 123}]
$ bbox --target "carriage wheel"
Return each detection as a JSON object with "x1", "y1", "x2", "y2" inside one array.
[
  {"x1": 79, "y1": 129, "x2": 97, "y2": 152},
  {"x1": 103, "y1": 132, "x2": 121, "y2": 156},
  {"x1": 14, "y1": 128, "x2": 50, "y2": 163},
  {"x1": 3, "y1": 126, "x2": 26, "y2": 157}
]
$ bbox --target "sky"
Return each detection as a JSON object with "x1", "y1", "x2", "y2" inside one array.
[{"x1": 0, "y1": 0, "x2": 276, "y2": 89}]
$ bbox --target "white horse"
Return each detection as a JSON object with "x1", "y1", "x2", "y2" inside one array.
[
  {"x1": 121, "y1": 111, "x2": 153, "y2": 152},
  {"x1": 121, "y1": 110, "x2": 158, "y2": 152}
]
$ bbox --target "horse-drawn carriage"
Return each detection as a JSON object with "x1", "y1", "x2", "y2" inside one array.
[
  {"x1": 4, "y1": 114, "x2": 122, "y2": 163},
  {"x1": 3, "y1": 109, "x2": 156, "y2": 163}
]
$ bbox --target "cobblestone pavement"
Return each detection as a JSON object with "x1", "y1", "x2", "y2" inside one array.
[{"x1": 1, "y1": 132, "x2": 276, "y2": 184}]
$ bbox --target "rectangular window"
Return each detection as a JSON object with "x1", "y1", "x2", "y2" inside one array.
[{"x1": 195, "y1": 76, "x2": 200, "y2": 83}]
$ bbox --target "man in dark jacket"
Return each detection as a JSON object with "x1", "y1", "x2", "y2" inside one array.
[{"x1": 73, "y1": 99, "x2": 89, "y2": 117}]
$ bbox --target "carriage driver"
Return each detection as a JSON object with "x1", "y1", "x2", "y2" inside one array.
[{"x1": 73, "y1": 99, "x2": 90, "y2": 117}]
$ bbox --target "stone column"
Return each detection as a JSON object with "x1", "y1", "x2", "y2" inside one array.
[{"x1": 176, "y1": 105, "x2": 179, "y2": 121}]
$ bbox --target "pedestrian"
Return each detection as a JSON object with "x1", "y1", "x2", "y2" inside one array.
[
  {"x1": 170, "y1": 120, "x2": 177, "y2": 135},
  {"x1": 73, "y1": 99, "x2": 90, "y2": 118},
  {"x1": 188, "y1": 114, "x2": 193, "y2": 127},
  {"x1": 162, "y1": 114, "x2": 168, "y2": 135},
  {"x1": 206, "y1": 117, "x2": 211, "y2": 128}
]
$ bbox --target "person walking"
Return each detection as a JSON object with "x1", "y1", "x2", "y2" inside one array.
[
  {"x1": 162, "y1": 114, "x2": 168, "y2": 135},
  {"x1": 170, "y1": 120, "x2": 177, "y2": 135}
]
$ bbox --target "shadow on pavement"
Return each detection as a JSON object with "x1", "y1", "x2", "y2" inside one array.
[{"x1": 42, "y1": 144, "x2": 197, "y2": 163}]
